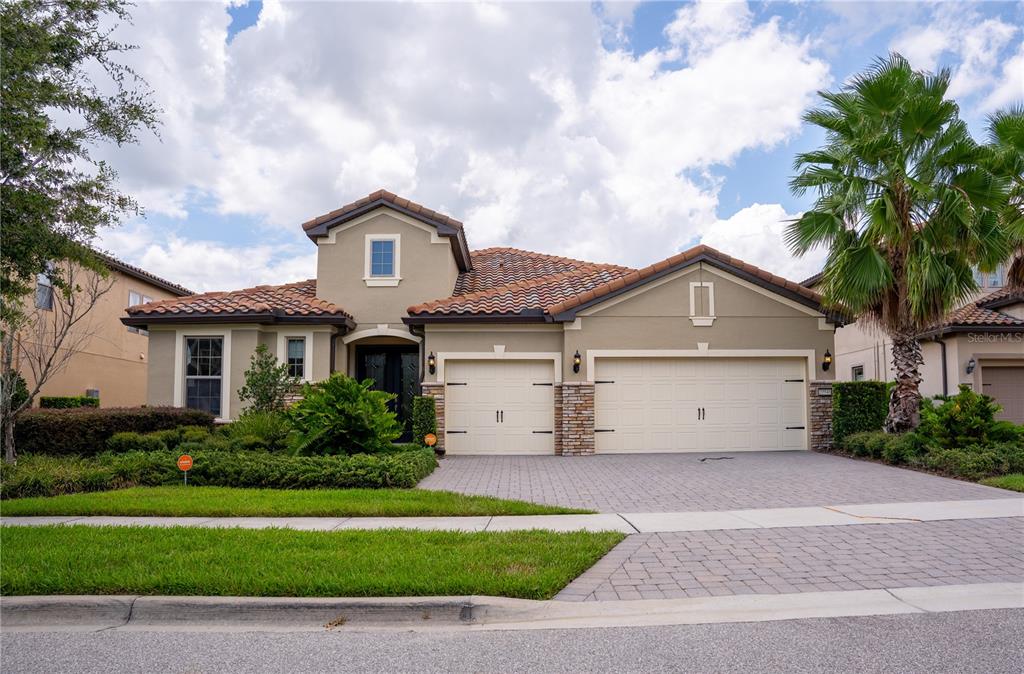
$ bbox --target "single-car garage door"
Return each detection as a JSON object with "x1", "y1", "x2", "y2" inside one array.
[
  {"x1": 444, "y1": 360, "x2": 555, "y2": 455},
  {"x1": 594, "y1": 357, "x2": 807, "y2": 453},
  {"x1": 982, "y1": 366, "x2": 1024, "y2": 424}
]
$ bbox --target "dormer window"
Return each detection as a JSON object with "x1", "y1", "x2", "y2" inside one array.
[{"x1": 364, "y1": 235, "x2": 401, "y2": 286}]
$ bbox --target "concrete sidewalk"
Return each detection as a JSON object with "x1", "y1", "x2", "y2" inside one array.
[{"x1": 2, "y1": 498, "x2": 1020, "y2": 533}]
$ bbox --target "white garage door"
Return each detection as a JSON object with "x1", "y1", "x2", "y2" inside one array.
[
  {"x1": 594, "y1": 357, "x2": 807, "y2": 453},
  {"x1": 444, "y1": 360, "x2": 555, "y2": 455}
]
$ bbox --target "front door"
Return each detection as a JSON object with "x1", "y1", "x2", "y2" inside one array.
[{"x1": 355, "y1": 345, "x2": 419, "y2": 441}]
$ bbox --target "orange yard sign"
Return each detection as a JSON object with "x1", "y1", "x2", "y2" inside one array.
[
  {"x1": 177, "y1": 454, "x2": 193, "y2": 471},
  {"x1": 423, "y1": 433, "x2": 437, "y2": 447}
]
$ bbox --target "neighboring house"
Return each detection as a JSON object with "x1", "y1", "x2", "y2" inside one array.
[
  {"x1": 802, "y1": 272, "x2": 1024, "y2": 424},
  {"x1": 124, "y1": 190, "x2": 841, "y2": 455},
  {"x1": 19, "y1": 253, "x2": 193, "y2": 408}
]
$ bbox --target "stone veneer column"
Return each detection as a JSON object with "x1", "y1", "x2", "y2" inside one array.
[
  {"x1": 808, "y1": 380, "x2": 833, "y2": 452},
  {"x1": 419, "y1": 382, "x2": 445, "y2": 451},
  {"x1": 553, "y1": 384, "x2": 563, "y2": 454},
  {"x1": 560, "y1": 382, "x2": 595, "y2": 456}
]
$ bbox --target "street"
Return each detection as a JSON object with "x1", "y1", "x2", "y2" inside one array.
[{"x1": 4, "y1": 609, "x2": 1021, "y2": 674}]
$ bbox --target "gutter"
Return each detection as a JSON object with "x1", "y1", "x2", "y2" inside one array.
[{"x1": 933, "y1": 337, "x2": 948, "y2": 396}]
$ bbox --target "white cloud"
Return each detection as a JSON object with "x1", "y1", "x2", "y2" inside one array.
[
  {"x1": 699, "y1": 203, "x2": 826, "y2": 281},
  {"x1": 96, "y1": 1, "x2": 829, "y2": 289},
  {"x1": 981, "y1": 43, "x2": 1024, "y2": 112}
]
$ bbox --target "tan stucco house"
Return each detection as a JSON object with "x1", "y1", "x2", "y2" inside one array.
[
  {"x1": 124, "y1": 190, "x2": 842, "y2": 455},
  {"x1": 803, "y1": 272, "x2": 1024, "y2": 424},
  {"x1": 20, "y1": 253, "x2": 192, "y2": 407}
]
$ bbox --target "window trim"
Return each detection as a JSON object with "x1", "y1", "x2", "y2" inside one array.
[
  {"x1": 127, "y1": 290, "x2": 153, "y2": 335},
  {"x1": 286, "y1": 336, "x2": 306, "y2": 379},
  {"x1": 35, "y1": 267, "x2": 54, "y2": 311},
  {"x1": 363, "y1": 234, "x2": 401, "y2": 286},
  {"x1": 688, "y1": 281, "x2": 715, "y2": 327},
  {"x1": 276, "y1": 330, "x2": 314, "y2": 382},
  {"x1": 851, "y1": 364, "x2": 865, "y2": 382},
  {"x1": 172, "y1": 328, "x2": 231, "y2": 421},
  {"x1": 183, "y1": 335, "x2": 225, "y2": 418}
]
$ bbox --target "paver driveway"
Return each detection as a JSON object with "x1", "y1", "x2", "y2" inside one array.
[{"x1": 419, "y1": 451, "x2": 1016, "y2": 513}]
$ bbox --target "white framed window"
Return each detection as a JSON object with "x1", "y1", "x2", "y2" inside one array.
[
  {"x1": 34, "y1": 262, "x2": 56, "y2": 310},
  {"x1": 184, "y1": 336, "x2": 223, "y2": 417},
  {"x1": 688, "y1": 281, "x2": 715, "y2": 327},
  {"x1": 852, "y1": 365, "x2": 865, "y2": 381},
  {"x1": 363, "y1": 234, "x2": 401, "y2": 286},
  {"x1": 286, "y1": 337, "x2": 306, "y2": 378},
  {"x1": 989, "y1": 265, "x2": 1005, "y2": 288},
  {"x1": 127, "y1": 290, "x2": 153, "y2": 335}
]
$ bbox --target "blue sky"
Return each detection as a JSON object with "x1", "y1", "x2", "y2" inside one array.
[{"x1": 96, "y1": 1, "x2": 1023, "y2": 291}]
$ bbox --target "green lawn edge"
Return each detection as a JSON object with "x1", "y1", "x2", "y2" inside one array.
[
  {"x1": 1, "y1": 526, "x2": 624, "y2": 600},
  {"x1": 0, "y1": 486, "x2": 593, "y2": 517},
  {"x1": 980, "y1": 473, "x2": 1024, "y2": 493}
]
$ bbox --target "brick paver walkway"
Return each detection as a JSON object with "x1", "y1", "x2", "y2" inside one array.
[
  {"x1": 420, "y1": 452, "x2": 1015, "y2": 513},
  {"x1": 555, "y1": 517, "x2": 1024, "y2": 601}
]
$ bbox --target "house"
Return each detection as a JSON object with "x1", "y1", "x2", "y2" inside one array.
[
  {"x1": 124, "y1": 190, "x2": 841, "y2": 455},
  {"x1": 20, "y1": 252, "x2": 193, "y2": 407},
  {"x1": 802, "y1": 272, "x2": 1024, "y2": 424}
]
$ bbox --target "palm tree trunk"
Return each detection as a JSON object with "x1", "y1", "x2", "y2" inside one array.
[{"x1": 885, "y1": 334, "x2": 923, "y2": 433}]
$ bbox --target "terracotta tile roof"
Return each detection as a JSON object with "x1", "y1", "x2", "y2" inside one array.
[
  {"x1": 923, "y1": 286, "x2": 1024, "y2": 334},
  {"x1": 124, "y1": 279, "x2": 352, "y2": 321},
  {"x1": 544, "y1": 244, "x2": 824, "y2": 317},
  {"x1": 301, "y1": 190, "x2": 464, "y2": 232},
  {"x1": 454, "y1": 247, "x2": 633, "y2": 295}
]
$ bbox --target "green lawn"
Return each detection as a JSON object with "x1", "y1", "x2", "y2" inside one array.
[
  {"x1": 981, "y1": 473, "x2": 1024, "y2": 493},
  {"x1": 0, "y1": 486, "x2": 590, "y2": 517},
  {"x1": 0, "y1": 526, "x2": 623, "y2": 600}
]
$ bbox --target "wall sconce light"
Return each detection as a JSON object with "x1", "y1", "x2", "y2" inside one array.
[
  {"x1": 822, "y1": 349, "x2": 832, "y2": 372},
  {"x1": 573, "y1": 350, "x2": 582, "y2": 374},
  {"x1": 427, "y1": 352, "x2": 436, "y2": 375},
  {"x1": 966, "y1": 357, "x2": 976, "y2": 375}
]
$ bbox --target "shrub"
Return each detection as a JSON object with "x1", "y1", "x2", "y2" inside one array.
[
  {"x1": 842, "y1": 431, "x2": 885, "y2": 458},
  {"x1": 411, "y1": 396, "x2": 437, "y2": 447},
  {"x1": 832, "y1": 381, "x2": 888, "y2": 445},
  {"x1": 107, "y1": 432, "x2": 168, "y2": 453},
  {"x1": 287, "y1": 375, "x2": 402, "y2": 456},
  {"x1": 237, "y1": 344, "x2": 297, "y2": 413},
  {"x1": 914, "y1": 385, "x2": 1008, "y2": 451},
  {"x1": 39, "y1": 395, "x2": 99, "y2": 409},
  {"x1": 14, "y1": 407, "x2": 215, "y2": 456},
  {"x1": 880, "y1": 434, "x2": 918, "y2": 465},
  {"x1": 4, "y1": 371, "x2": 31, "y2": 410},
  {"x1": 926, "y1": 447, "x2": 1000, "y2": 481},
  {"x1": 223, "y1": 411, "x2": 292, "y2": 452},
  {"x1": 0, "y1": 448, "x2": 438, "y2": 499}
]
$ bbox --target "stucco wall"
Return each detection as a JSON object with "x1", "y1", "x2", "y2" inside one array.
[
  {"x1": 314, "y1": 211, "x2": 459, "y2": 330},
  {"x1": 422, "y1": 327, "x2": 563, "y2": 384}
]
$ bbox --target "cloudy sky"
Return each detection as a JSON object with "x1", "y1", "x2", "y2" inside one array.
[{"x1": 93, "y1": 0, "x2": 1023, "y2": 292}]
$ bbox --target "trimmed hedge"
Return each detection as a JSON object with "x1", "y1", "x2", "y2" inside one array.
[
  {"x1": 14, "y1": 407, "x2": 215, "y2": 457},
  {"x1": 0, "y1": 448, "x2": 438, "y2": 499},
  {"x1": 39, "y1": 396, "x2": 99, "y2": 409},
  {"x1": 412, "y1": 396, "x2": 437, "y2": 447},
  {"x1": 832, "y1": 381, "x2": 887, "y2": 444}
]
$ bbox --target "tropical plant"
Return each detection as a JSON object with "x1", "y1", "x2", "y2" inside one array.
[
  {"x1": 286, "y1": 374, "x2": 402, "y2": 456},
  {"x1": 237, "y1": 344, "x2": 297, "y2": 413},
  {"x1": 914, "y1": 385, "x2": 1022, "y2": 451},
  {"x1": 786, "y1": 54, "x2": 1013, "y2": 432},
  {"x1": 982, "y1": 105, "x2": 1024, "y2": 287}
]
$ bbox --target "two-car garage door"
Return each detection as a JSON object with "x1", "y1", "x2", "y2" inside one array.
[{"x1": 593, "y1": 357, "x2": 807, "y2": 453}]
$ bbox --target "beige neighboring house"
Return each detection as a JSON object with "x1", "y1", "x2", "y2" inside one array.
[
  {"x1": 124, "y1": 190, "x2": 842, "y2": 455},
  {"x1": 19, "y1": 253, "x2": 192, "y2": 408},
  {"x1": 802, "y1": 272, "x2": 1024, "y2": 424}
]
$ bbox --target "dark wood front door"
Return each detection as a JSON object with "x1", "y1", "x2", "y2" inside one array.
[{"x1": 355, "y1": 345, "x2": 419, "y2": 441}]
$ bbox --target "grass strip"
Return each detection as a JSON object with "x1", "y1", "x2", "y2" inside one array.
[
  {"x1": 0, "y1": 486, "x2": 589, "y2": 517},
  {"x1": 0, "y1": 525, "x2": 624, "y2": 600},
  {"x1": 980, "y1": 473, "x2": 1024, "y2": 493}
]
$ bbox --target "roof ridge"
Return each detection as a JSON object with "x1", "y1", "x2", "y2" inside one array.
[
  {"x1": 470, "y1": 246, "x2": 634, "y2": 271},
  {"x1": 301, "y1": 189, "x2": 464, "y2": 231}
]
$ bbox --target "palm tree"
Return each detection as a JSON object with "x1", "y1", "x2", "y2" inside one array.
[
  {"x1": 787, "y1": 54, "x2": 1012, "y2": 433},
  {"x1": 983, "y1": 105, "x2": 1024, "y2": 287}
]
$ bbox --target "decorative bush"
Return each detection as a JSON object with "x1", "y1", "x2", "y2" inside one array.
[
  {"x1": 4, "y1": 371, "x2": 31, "y2": 410},
  {"x1": 14, "y1": 407, "x2": 215, "y2": 456},
  {"x1": 832, "y1": 381, "x2": 888, "y2": 445},
  {"x1": 237, "y1": 344, "x2": 298, "y2": 413},
  {"x1": 287, "y1": 375, "x2": 402, "y2": 456},
  {"x1": 914, "y1": 385, "x2": 1020, "y2": 450},
  {"x1": 107, "y1": 432, "x2": 169, "y2": 454},
  {"x1": 222, "y1": 411, "x2": 292, "y2": 452},
  {"x1": 0, "y1": 448, "x2": 438, "y2": 499},
  {"x1": 411, "y1": 396, "x2": 437, "y2": 447},
  {"x1": 39, "y1": 395, "x2": 99, "y2": 409}
]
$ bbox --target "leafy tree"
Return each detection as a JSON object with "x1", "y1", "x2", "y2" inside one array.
[
  {"x1": 982, "y1": 105, "x2": 1024, "y2": 287},
  {"x1": 1, "y1": 0, "x2": 158, "y2": 462},
  {"x1": 287, "y1": 375, "x2": 402, "y2": 456},
  {"x1": 787, "y1": 54, "x2": 1013, "y2": 432},
  {"x1": 237, "y1": 344, "x2": 298, "y2": 414}
]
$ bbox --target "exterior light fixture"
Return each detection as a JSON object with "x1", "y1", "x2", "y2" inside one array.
[
  {"x1": 966, "y1": 357, "x2": 976, "y2": 375},
  {"x1": 427, "y1": 352, "x2": 436, "y2": 375},
  {"x1": 573, "y1": 350, "x2": 582, "y2": 374},
  {"x1": 822, "y1": 349, "x2": 832, "y2": 372}
]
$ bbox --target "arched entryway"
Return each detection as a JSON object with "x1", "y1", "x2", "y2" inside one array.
[{"x1": 342, "y1": 326, "x2": 422, "y2": 441}]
